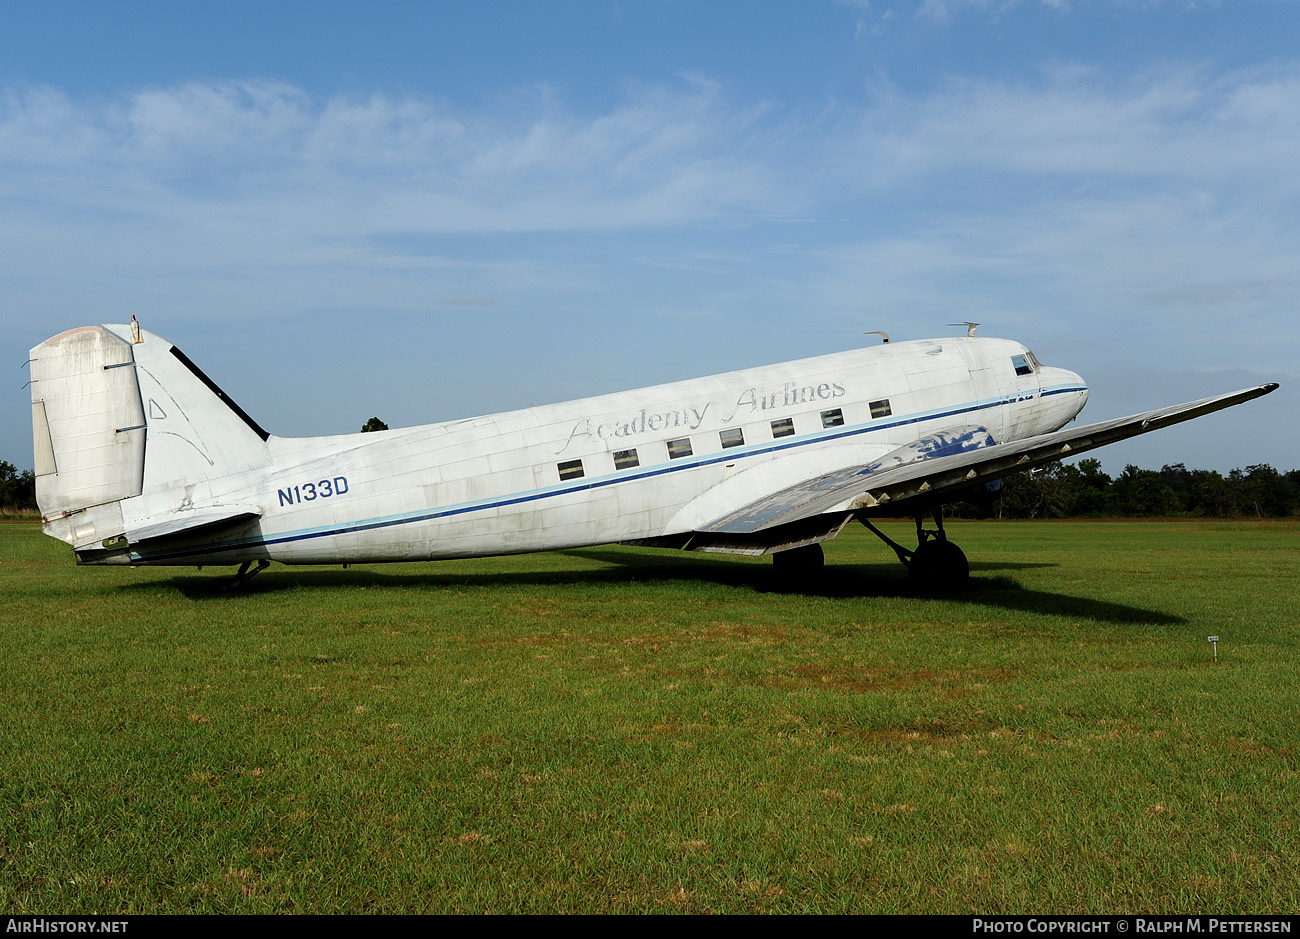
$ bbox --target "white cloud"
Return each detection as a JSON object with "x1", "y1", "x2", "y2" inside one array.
[
  {"x1": 2, "y1": 64, "x2": 1298, "y2": 470},
  {"x1": 844, "y1": 65, "x2": 1300, "y2": 190},
  {"x1": 0, "y1": 77, "x2": 777, "y2": 245},
  {"x1": 910, "y1": 0, "x2": 1073, "y2": 24}
]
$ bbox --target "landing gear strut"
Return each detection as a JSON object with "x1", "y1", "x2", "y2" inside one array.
[
  {"x1": 861, "y1": 508, "x2": 969, "y2": 592},
  {"x1": 228, "y1": 559, "x2": 270, "y2": 588}
]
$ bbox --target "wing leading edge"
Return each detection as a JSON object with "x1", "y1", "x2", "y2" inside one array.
[{"x1": 695, "y1": 383, "x2": 1278, "y2": 545}]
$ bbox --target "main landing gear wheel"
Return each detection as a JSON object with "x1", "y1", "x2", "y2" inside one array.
[
  {"x1": 859, "y1": 511, "x2": 970, "y2": 593},
  {"x1": 908, "y1": 538, "x2": 968, "y2": 592},
  {"x1": 772, "y1": 543, "x2": 824, "y2": 583}
]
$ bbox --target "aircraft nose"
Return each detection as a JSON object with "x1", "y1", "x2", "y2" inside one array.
[
  {"x1": 1069, "y1": 369, "x2": 1088, "y2": 407},
  {"x1": 1047, "y1": 367, "x2": 1089, "y2": 420}
]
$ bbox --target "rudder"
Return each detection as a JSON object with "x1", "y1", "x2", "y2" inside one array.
[{"x1": 30, "y1": 326, "x2": 146, "y2": 548}]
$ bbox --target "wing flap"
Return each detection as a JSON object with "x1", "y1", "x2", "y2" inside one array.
[
  {"x1": 704, "y1": 425, "x2": 997, "y2": 534},
  {"x1": 686, "y1": 512, "x2": 853, "y2": 555}
]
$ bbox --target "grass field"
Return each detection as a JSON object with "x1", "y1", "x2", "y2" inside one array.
[{"x1": 1, "y1": 518, "x2": 1297, "y2": 914}]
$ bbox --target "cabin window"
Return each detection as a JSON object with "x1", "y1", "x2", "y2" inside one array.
[
  {"x1": 1012, "y1": 354, "x2": 1034, "y2": 376},
  {"x1": 719, "y1": 428, "x2": 745, "y2": 449},
  {"x1": 870, "y1": 399, "x2": 892, "y2": 419},
  {"x1": 557, "y1": 459, "x2": 585, "y2": 481},
  {"x1": 770, "y1": 417, "x2": 795, "y2": 438},
  {"x1": 667, "y1": 437, "x2": 693, "y2": 460},
  {"x1": 820, "y1": 408, "x2": 845, "y2": 428},
  {"x1": 613, "y1": 448, "x2": 639, "y2": 470}
]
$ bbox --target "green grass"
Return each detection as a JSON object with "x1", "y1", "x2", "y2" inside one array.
[{"x1": 2, "y1": 518, "x2": 1298, "y2": 913}]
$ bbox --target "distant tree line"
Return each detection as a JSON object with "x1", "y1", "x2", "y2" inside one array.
[
  {"x1": 953, "y1": 459, "x2": 1300, "y2": 520},
  {"x1": 0, "y1": 461, "x2": 36, "y2": 513},
  {"x1": 2, "y1": 455, "x2": 1297, "y2": 518}
]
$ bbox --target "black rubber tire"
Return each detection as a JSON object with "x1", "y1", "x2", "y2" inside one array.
[{"x1": 908, "y1": 539, "x2": 969, "y2": 592}]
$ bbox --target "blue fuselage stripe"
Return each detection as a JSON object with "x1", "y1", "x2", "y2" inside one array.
[{"x1": 131, "y1": 384, "x2": 1087, "y2": 562}]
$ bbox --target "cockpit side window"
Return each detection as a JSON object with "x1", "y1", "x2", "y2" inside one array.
[{"x1": 1011, "y1": 354, "x2": 1034, "y2": 377}]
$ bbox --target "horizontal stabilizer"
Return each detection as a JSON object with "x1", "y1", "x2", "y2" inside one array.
[
  {"x1": 125, "y1": 506, "x2": 262, "y2": 545},
  {"x1": 700, "y1": 383, "x2": 1278, "y2": 534}
]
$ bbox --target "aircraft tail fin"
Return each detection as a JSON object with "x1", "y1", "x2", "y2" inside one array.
[{"x1": 30, "y1": 323, "x2": 271, "y2": 551}]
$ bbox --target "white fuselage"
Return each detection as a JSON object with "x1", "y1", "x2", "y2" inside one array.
[{"x1": 119, "y1": 336, "x2": 1087, "y2": 566}]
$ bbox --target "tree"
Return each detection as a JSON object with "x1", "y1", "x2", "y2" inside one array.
[
  {"x1": 986, "y1": 458, "x2": 1113, "y2": 519},
  {"x1": 1158, "y1": 463, "x2": 1194, "y2": 510},
  {"x1": 1188, "y1": 469, "x2": 1233, "y2": 517},
  {"x1": 1072, "y1": 458, "x2": 1112, "y2": 515},
  {"x1": 360, "y1": 417, "x2": 389, "y2": 433},
  {"x1": 0, "y1": 461, "x2": 36, "y2": 510},
  {"x1": 995, "y1": 462, "x2": 1080, "y2": 519},
  {"x1": 1235, "y1": 464, "x2": 1295, "y2": 518},
  {"x1": 1111, "y1": 464, "x2": 1178, "y2": 516}
]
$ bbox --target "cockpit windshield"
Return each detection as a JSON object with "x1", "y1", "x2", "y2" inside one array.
[{"x1": 1011, "y1": 349, "x2": 1044, "y2": 376}]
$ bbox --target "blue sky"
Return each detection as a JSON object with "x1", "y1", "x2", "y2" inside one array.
[{"x1": 3, "y1": 0, "x2": 1296, "y2": 475}]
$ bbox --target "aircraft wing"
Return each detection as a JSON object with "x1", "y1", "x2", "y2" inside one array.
[{"x1": 697, "y1": 383, "x2": 1278, "y2": 542}]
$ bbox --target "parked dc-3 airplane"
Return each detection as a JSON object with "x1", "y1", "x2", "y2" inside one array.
[{"x1": 29, "y1": 320, "x2": 1276, "y2": 589}]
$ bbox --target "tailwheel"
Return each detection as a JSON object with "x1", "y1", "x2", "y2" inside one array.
[
  {"x1": 771, "y1": 542, "x2": 824, "y2": 584},
  {"x1": 227, "y1": 559, "x2": 270, "y2": 589}
]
